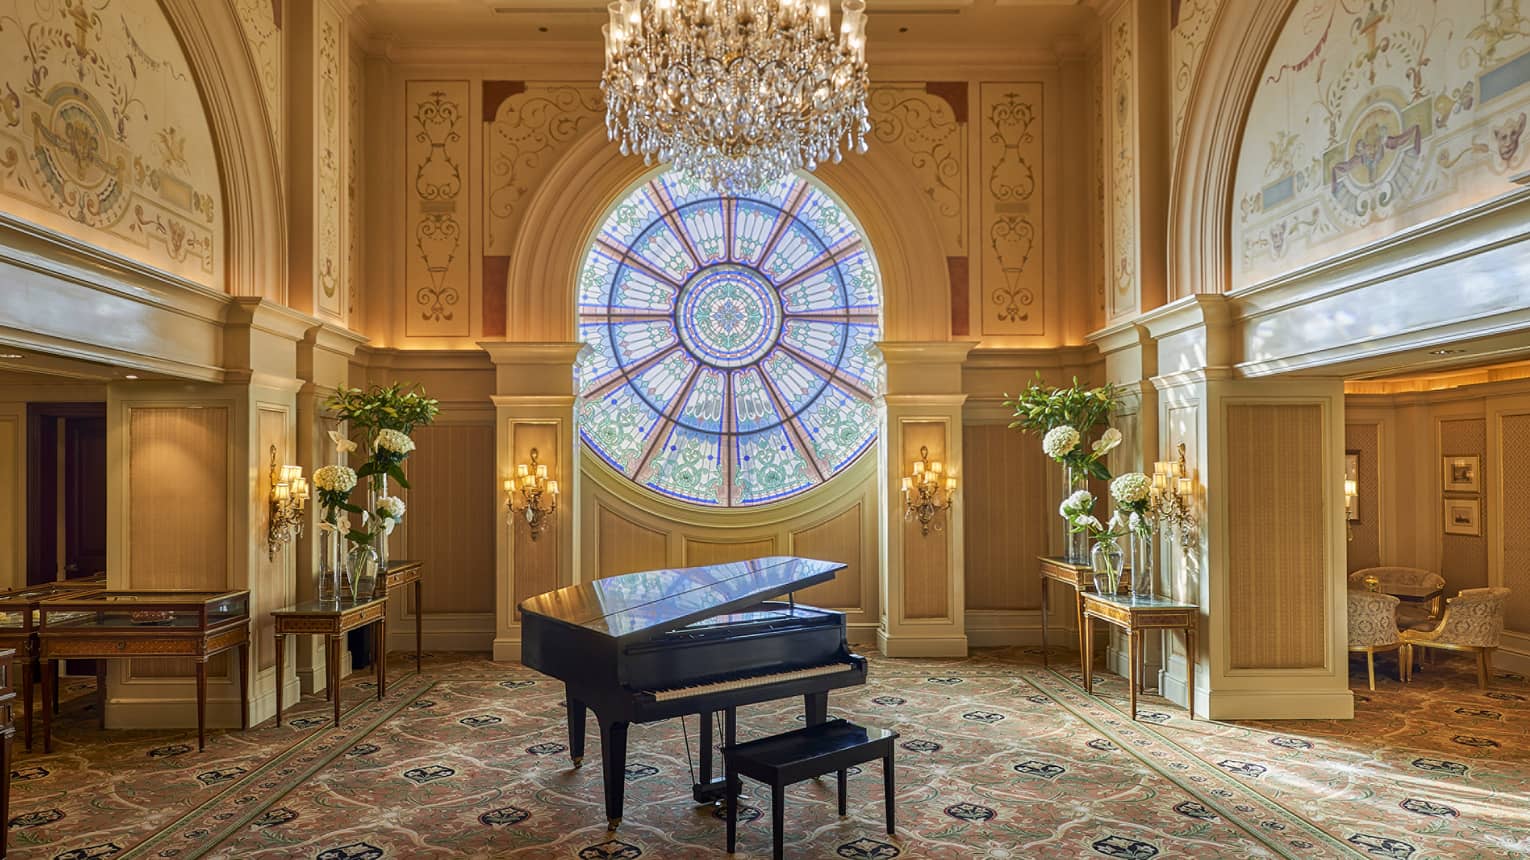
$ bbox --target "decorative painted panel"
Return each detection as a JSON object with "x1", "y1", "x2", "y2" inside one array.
[
  {"x1": 347, "y1": 50, "x2": 363, "y2": 323},
  {"x1": 0, "y1": 0, "x2": 222, "y2": 286},
  {"x1": 1226, "y1": 404, "x2": 1327, "y2": 670},
  {"x1": 869, "y1": 84, "x2": 966, "y2": 255},
  {"x1": 978, "y1": 83, "x2": 1044, "y2": 337},
  {"x1": 483, "y1": 83, "x2": 603, "y2": 255},
  {"x1": 404, "y1": 80, "x2": 470, "y2": 336},
  {"x1": 232, "y1": 0, "x2": 283, "y2": 147},
  {"x1": 575, "y1": 170, "x2": 882, "y2": 507},
  {"x1": 1170, "y1": 0, "x2": 1221, "y2": 155},
  {"x1": 316, "y1": 2, "x2": 343, "y2": 320},
  {"x1": 1234, "y1": 0, "x2": 1530, "y2": 287},
  {"x1": 1106, "y1": 6, "x2": 1138, "y2": 320}
]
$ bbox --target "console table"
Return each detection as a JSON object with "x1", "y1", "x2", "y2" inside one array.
[
  {"x1": 37, "y1": 591, "x2": 251, "y2": 752},
  {"x1": 1037, "y1": 556, "x2": 1094, "y2": 674},
  {"x1": 0, "y1": 581, "x2": 105, "y2": 750},
  {"x1": 272, "y1": 596, "x2": 388, "y2": 730},
  {"x1": 1081, "y1": 592, "x2": 1198, "y2": 721},
  {"x1": 377, "y1": 560, "x2": 424, "y2": 668}
]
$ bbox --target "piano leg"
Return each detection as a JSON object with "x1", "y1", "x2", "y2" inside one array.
[
  {"x1": 804, "y1": 691, "x2": 828, "y2": 726},
  {"x1": 566, "y1": 692, "x2": 586, "y2": 768},
  {"x1": 693, "y1": 707, "x2": 738, "y2": 805},
  {"x1": 599, "y1": 719, "x2": 629, "y2": 829}
]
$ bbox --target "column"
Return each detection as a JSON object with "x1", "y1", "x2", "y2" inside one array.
[
  {"x1": 483, "y1": 342, "x2": 582, "y2": 662},
  {"x1": 878, "y1": 342, "x2": 975, "y2": 658}
]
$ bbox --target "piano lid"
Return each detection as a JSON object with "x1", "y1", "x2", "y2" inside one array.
[{"x1": 518, "y1": 556, "x2": 845, "y2": 644}]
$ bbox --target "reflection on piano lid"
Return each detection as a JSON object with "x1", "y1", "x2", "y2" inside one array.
[{"x1": 518, "y1": 556, "x2": 845, "y2": 644}]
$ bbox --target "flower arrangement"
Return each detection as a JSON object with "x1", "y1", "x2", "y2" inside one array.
[
  {"x1": 1060, "y1": 490, "x2": 1129, "y2": 592},
  {"x1": 1004, "y1": 374, "x2": 1121, "y2": 437},
  {"x1": 362, "y1": 428, "x2": 417, "y2": 489},
  {"x1": 327, "y1": 383, "x2": 441, "y2": 435},
  {"x1": 373, "y1": 495, "x2": 406, "y2": 537},
  {"x1": 1110, "y1": 472, "x2": 1155, "y2": 536},
  {"x1": 324, "y1": 384, "x2": 436, "y2": 561}
]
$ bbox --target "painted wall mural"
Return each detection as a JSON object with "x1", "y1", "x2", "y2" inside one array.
[
  {"x1": 232, "y1": 0, "x2": 282, "y2": 148},
  {"x1": 346, "y1": 48, "x2": 362, "y2": 323},
  {"x1": 1170, "y1": 0, "x2": 1221, "y2": 155},
  {"x1": 1235, "y1": 0, "x2": 1530, "y2": 286},
  {"x1": 404, "y1": 80, "x2": 470, "y2": 337},
  {"x1": 979, "y1": 83, "x2": 1045, "y2": 337},
  {"x1": 0, "y1": 0, "x2": 222, "y2": 286},
  {"x1": 868, "y1": 84, "x2": 967, "y2": 256}
]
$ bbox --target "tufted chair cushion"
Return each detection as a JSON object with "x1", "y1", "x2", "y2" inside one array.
[
  {"x1": 1348, "y1": 567, "x2": 1445, "y2": 592},
  {"x1": 1403, "y1": 587, "x2": 1509, "y2": 648},
  {"x1": 1347, "y1": 591, "x2": 1401, "y2": 649}
]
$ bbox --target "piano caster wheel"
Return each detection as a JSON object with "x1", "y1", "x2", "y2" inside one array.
[
  {"x1": 607, "y1": 817, "x2": 622, "y2": 831},
  {"x1": 572, "y1": 756, "x2": 583, "y2": 767}
]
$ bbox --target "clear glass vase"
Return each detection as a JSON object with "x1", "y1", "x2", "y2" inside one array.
[
  {"x1": 318, "y1": 519, "x2": 343, "y2": 603},
  {"x1": 1091, "y1": 539, "x2": 1124, "y2": 595},
  {"x1": 349, "y1": 542, "x2": 380, "y2": 602},
  {"x1": 367, "y1": 457, "x2": 391, "y2": 576},
  {"x1": 1130, "y1": 529, "x2": 1155, "y2": 599},
  {"x1": 1063, "y1": 463, "x2": 1091, "y2": 563}
]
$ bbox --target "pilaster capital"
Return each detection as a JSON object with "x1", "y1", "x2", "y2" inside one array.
[
  {"x1": 878, "y1": 340, "x2": 977, "y2": 396},
  {"x1": 480, "y1": 341, "x2": 585, "y2": 397}
]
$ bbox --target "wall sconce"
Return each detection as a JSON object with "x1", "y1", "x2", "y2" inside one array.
[
  {"x1": 902, "y1": 445, "x2": 956, "y2": 537},
  {"x1": 266, "y1": 444, "x2": 308, "y2": 559},
  {"x1": 1150, "y1": 442, "x2": 1197, "y2": 550},
  {"x1": 506, "y1": 447, "x2": 559, "y2": 540}
]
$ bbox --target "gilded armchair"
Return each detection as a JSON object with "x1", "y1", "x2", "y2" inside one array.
[
  {"x1": 1400, "y1": 587, "x2": 1509, "y2": 690},
  {"x1": 1347, "y1": 590, "x2": 1409, "y2": 691}
]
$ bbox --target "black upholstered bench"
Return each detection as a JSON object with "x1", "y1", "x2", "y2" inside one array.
[{"x1": 722, "y1": 718, "x2": 898, "y2": 859}]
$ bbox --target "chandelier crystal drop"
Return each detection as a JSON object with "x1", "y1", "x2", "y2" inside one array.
[{"x1": 602, "y1": 0, "x2": 871, "y2": 192}]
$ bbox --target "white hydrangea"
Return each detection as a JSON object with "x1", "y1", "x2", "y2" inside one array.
[
  {"x1": 1042, "y1": 426, "x2": 1080, "y2": 460},
  {"x1": 1110, "y1": 472, "x2": 1152, "y2": 505},
  {"x1": 1060, "y1": 489, "x2": 1094, "y2": 519},
  {"x1": 375, "y1": 429, "x2": 416, "y2": 455},
  {"x1": 312, "y1": 464, "x2": 357, "y2": 494},
  {"x1": 376, "y1": 495, "x2": 406, "y2": 521}
]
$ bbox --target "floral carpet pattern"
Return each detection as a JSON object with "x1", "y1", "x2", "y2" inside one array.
[{"x1": 7, "y1": 649, "x2": 1528, "y2": 859}]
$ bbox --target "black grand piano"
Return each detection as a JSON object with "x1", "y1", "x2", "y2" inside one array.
[{"x1": 519, "y1": 556, "x2": 867, "y2": 828}]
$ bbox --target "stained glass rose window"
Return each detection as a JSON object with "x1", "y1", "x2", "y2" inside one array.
[{"x1": 576, "y1": 171, "x2": 882, "y2": 507}]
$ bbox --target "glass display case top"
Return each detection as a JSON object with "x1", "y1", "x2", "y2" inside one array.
[
  {"x1": 40, "y1": 590, "x2": 250, "y2": 631},
  {"x1": 0, "y1": 583, "x2": 107, "y2": 630}
]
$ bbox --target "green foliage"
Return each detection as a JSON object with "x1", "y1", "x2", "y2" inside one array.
[
  {"x1": 326, "y1": 383, "x2": 441, "y2": 436},
  {"x1": 1002, "y1": 374, "x2": 1121, "y2": 436}
]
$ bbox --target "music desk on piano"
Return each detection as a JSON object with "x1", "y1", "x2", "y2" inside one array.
[{"x1": 519, "y1": 556, "x2": 867, "y2": 830}]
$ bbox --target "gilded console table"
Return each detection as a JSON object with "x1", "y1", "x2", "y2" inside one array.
[
  {"x1": 1037, "y1": 556, "x2": 1095, "y2": 674},
  {"x1": 272, "y1": 595, "x2": 388, "y2": 730},
  {"x1": 0, "y1": 581, "x2": 105, "y2": 750},
  {"x1": 37, "y1": 590, "x2": 251, "y2": 752},
  {"x1": 1081, "y1": 592, "x2": 1198, "y2": 721},
  {"x1": 376, "y1": 559, "x2": 424, "y2": 669}
]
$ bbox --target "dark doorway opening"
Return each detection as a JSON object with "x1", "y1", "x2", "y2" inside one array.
[{"x1": 27, "y1": 403, "x2": 107, "y2": 585}]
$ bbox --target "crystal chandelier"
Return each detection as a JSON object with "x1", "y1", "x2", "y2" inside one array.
[{"x1": 602, "y1": 0, "x2": 871, "y2": 192}]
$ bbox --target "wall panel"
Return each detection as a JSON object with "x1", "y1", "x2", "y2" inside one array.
[
  {"x1": 127, "y1": 407, "x2": 230, "y2": 589},
  {"x1": 404, "y1": 422, "x2": 496, "y2": 613},
  {"x1": 1501, "y1": 414, "x2": 1530, "y2": 632},
  {"x1": 1344, "y1": 423, "x2": 1381, "y2": 572},
  {"x1": 963, "y1": 424, "x2": 1048, "y2": 611},
  {"x1": 596, "y1": 506, "x2": 668, "y2": 579},
  {"x1": 1226, "y1": 403, "x2": 1326, "y2": 670},
  {"x1": 509, "y1": 421, "x2": 560, "y2": 610},
  {"x1": 902, "y1": 421, "x2": 951, "y2": 619},
  {"x1": 1440, "y1": 417, "x2": 1488, "y2": 592},
  {"x1": 790, "y1": 505, "x2": 864, "y2": 610},
  {"x1": 685, "y1": 538, "x2": 778, "y2": 568},
  {"x1": 254, "y1": 408, "x2": 291, "y2": 672}
]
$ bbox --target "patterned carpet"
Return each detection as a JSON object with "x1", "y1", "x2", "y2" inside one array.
[{"x1": 7, "y1": 647, "x2": 1528, "y2": 859}]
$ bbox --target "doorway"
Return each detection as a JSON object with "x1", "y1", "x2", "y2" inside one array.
[{"x1": 27, "y1": 403, "x2": 107, "y2": 585}]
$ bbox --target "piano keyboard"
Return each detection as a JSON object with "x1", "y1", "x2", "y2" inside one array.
[{"x1": 649, "y1": 662, "x2": 856, "y2": 702}]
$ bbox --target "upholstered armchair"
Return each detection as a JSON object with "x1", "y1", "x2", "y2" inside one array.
[
  {"x1": 1348, "y1": 567, "x2": 1446, "y2": 629},
  {"x1": 1400, "y1": 587, "x2": 1509, "y2": 689},
  {"x1": 1347, "y1": 591, "x2": 1409, "y2": 690}
]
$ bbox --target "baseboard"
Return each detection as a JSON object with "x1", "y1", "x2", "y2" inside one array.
[
  {"x1": 964, "y1": 611, "x2": 1043, "y2": 648},
  {"x1": 1492, "y1": 635, "x2": 1530, "y2": 676},
  {"x1": 392, "y1": 628, "x2": 494, "y2": 652},
  {"x1": 1203, "y1": 687, "x2": 1354, "y2": 721},
  {"x1": 492, "y1": 636, "x2": 522, "y2": 663},
  {"x1": 877, "y1": 630, "x2": 968, "y2": 658}
]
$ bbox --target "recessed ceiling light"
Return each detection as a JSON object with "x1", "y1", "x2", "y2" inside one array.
[
  {"x1": 1428, "y1": 348, "x2": 1467, "y2": 356},
  {"x1": 0, "y1": 353, "x2": 22, "y2": 360},
  {"x1": 124, "y1": 374, "x2": 140, "y2": 380}
]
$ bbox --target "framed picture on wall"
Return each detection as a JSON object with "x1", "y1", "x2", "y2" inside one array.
[
  {"x1": 1443, "y1": 497, "x2": 1481, "y2": 536},
  {"x1": 1443, "y1": 456, "x2": 1481, "y2": 493},
  {"x1": 1344, "y1": 451, "x2": 1361, "y2": 523}
]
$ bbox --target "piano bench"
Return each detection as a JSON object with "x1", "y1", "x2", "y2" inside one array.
[{"x1": 722, "y1": 718, "x2": 898, "y2": 860}]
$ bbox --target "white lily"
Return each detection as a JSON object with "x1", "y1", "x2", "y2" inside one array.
[
  {"x1": 1091, "y1": 427, "x2": 1123, "y2": 456},
  {"x1": 328, "y1": 429, "x2": 357, "y2": 455}
]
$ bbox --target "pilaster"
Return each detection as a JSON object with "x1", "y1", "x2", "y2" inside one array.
[
  {"x1": 878, "y1": 341, "x2": 976, "y2": 658},
  {"x1": 483, "y1": 342, "x2": 582, "y2": 662}
]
